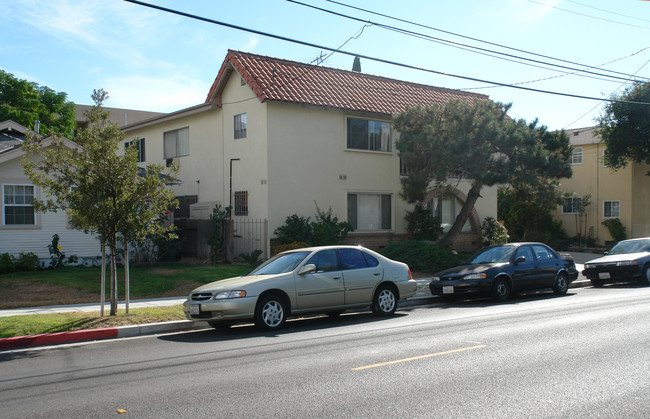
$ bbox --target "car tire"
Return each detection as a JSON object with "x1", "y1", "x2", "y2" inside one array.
[
  {"x1": 553, "y1": 272, "x2": 569, "y2": 295},
  {"x1": 591, "y1": 278, "x2": 604, "y2": 288},
  {"x1": 641, "y1": 264, "x2": 650, "y2": 286},
  {"x1": 491, "y1": 277, "x2": 511, "y2": 302},
  {"x1": 371, "y1": 284, "x2": 397, "y2": 316},
  {"x1": 254, "y1": 294, "x2": 287, "y2": 331}
]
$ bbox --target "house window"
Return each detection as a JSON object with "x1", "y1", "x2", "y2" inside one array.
[
  {"x1": 347, "y1": 118, "x2": 391, "y2": 152},
  {"x1": 429, "y1": 195, "x2": 471, "y2": 233},
  {"x1": 603, "y1": 201, "x2": 620, "y2": 218},
  {"x1": 347, "y1": 193, "x2": 391, "y2": 231},
  {"x1": 234, "y1": 113, "x2": 247, "y2": 139},
  {"x1": 125, "y1": 138, "x2": 145, "y2": 162},
  {"x1": 3, "y1": 184, "x2": 36, "y2": 225},
  {"x1": 562, "y1": 196, "x2": 582, "y2": 214},
  {"x1": 234, "y1": 191, "x2": 248, "y2": 216},
  {"x1": 571, "y1": 147, "x2": 583, "y2": 165},
  {"x1": 163, "y1": 127, "x2": 189, "y2": 159}
]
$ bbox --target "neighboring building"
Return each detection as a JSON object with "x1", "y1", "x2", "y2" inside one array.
[
  {"x1": 554, "y1": 126, "x2": 650, "y2": 244},
  {"x1": 123, "y1": 50, "x2": 498, "y2": 257},
  {"x1": 0, "y1": 120, "x2": 101, "y2": 264},
  {"x1": 74, "y1": 105, "x2": 164, "y2": 132}
]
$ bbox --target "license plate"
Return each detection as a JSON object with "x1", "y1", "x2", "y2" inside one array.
[
  {"x1": 599, "y1": 272, "x2": 611, "y2": 279},
  {"x1": 443, "y1": 286, "x2": 454, "y2": 294},
  {"x1": 190, "y1": 304, "x2": 201, "y2": 315}
]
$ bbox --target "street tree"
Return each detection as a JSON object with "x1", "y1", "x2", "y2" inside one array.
[
  {"x1": 0, "y1": 70, "x2": 75, "y2": 137},
  {"x1": 394, "y1": 99, "x2": 572, "y2": 247},
  {"x1": 22, "y1": 89, "x2": 177, "y2": 316},
  {"x1": 597, "y1": 81, "x2": 650, "y2": 174}
]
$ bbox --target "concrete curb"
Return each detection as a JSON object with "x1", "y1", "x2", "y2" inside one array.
[{"x1": 0, "y1": 279, "x2": 592, "y2": 351}]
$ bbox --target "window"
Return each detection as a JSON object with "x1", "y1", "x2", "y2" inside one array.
[
  {"x1": 347, "y1": 193, "x2": 391, "y2": 231},
  {"x1": 234, "y1": 113, "x2": 247, "y2": 139},
  {"x1": 339, "y1": 248, "x2": 379, "y2": 270},
  {"x1": 347, "y1": 118, "x2": 391, "y2": 152},
  {"x1": 163, "y1": 127, "x2": 189, "y2": 159},
  {"x1": 515, "y1": 246, "x2": 535, "y2": 263},
  {"x1": 429, "y1": 195, "x2": 471, "y2": 233},
  {"x1": 3, "y1": 184, "x2": 35, "y2": 225},
  {"x1": 234, "y1": 191, "x2": 248, "y2": 216},
  {"x1": 531, "y1": 244, "x2": 554, "y2": 261},
  {"x1": 571, "y1": 147, "x2": 583, "y2": 165},
  {"x1": 305, "y1": 249, "x2": 339, "y2": 272},
  {"x1": 562, "y1": 196, "x2": 582, "y2": 214},
  {"x1": 175, "y1": 195, "x2": 198, "y2": 219},
  {"x1": 125, "y1": 138, "x2": 145, "y2": 162},
  {"x1": 604, "y1": 201, "x2": 620, "y2": 218}
]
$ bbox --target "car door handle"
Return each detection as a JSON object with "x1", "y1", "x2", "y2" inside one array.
[
  {"x1": 373, "y1": 272, "x2": 381, "y2": 276},
  {"x1": 333, "y1": 276, "x2": 342, "y2": 280}
]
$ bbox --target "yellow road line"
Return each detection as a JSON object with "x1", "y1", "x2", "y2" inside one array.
[{"x1": 351, "y1": 344, "x2": 487, "y2": 371}]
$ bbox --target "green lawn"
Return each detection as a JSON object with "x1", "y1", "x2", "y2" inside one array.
[{"x1": 0, "y1": 263, "x2": 251, "y2": 338}]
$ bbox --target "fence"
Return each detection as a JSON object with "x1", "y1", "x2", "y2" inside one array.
[{"x1": 225, "y1": 218, "x2": 269, "y2": 262}]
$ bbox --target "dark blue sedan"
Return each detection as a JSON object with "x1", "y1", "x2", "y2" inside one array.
[{"x1": 429, "y1": 242, "x2": 579, "y2": 302}]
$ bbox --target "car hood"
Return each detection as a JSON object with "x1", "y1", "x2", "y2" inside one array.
[
  {"x1": 435, "y1": 263, "x2": 506, "y2": 278},
  {"x1": 190, "y1": 274, "x2": 287, "y2": 294},
  {"x1": 586, "y1": 252, "x2": 649, "y2": 264}
]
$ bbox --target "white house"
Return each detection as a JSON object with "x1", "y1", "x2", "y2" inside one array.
[
  {"x1": 122, "y1": 50, "x2": 498, "y2": 257},
  {"x1": 0, "y1": 120, "x2": 102, "y2": 265}
]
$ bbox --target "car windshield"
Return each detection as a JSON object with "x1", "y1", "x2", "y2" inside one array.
[
  {"x1": 609, "y1": 239, "x2": 650, "y2": 255},
  {"x1": 248, "y1": 251, "x2": 311, "y2": 275},
  {"x1": 467, "y1": 246, "x2": 515, "y2": 264}
]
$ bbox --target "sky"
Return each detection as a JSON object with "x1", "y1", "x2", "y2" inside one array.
[{"x1": 2, "y1": 0, "x2": 649, "y2": 131}]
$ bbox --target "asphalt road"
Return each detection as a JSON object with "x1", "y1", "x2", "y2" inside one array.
[{"x1": 2, "y1": 285, "x2": 649, "y2": 418}]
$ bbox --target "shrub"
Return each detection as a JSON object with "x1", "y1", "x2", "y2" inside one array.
[
  {"x1": 239, "y1": 249, "x2": 263, "y2": 268},
  {"x1": 405, "y1": 203, "x2": 442, "y2": 241},
  {"x1": 602, "y1": 218, "x2": 627, "y2": 243},
  {"x1": 272, "y1": 241, "x2": 310, "y2": 255},
  {"x1": 206, "y1": 204, "x2": 231, "y2": 262},
  {"x1": 274, "y1": 215, "x2": 313, "y2": 245},
  {"x1": 14, "y1": 252, "x2": 41, "y2": 272},
  {"x1": 312, "y1": 204, "x2": 353, "y2": 246},
  {"x1": 380, "y1": 240, "x2": 465, "y2": 273},
  {"x1": 0, "y1": 253, "x2": 16, "y2": 274},
  {"x1": 481, "y1": 217, "x2": 509, "y2": 246}
]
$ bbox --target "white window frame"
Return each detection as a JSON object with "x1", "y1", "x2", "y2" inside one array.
[
  {"x1": 603, "y1": 200, "x2": 620, "y2": 218},
  {"x1": 2, "y1": 183, "x2": 37, "y2": 226},
  {"x1": 347, "y1": 193, "x2": 392, "y2": 232},
  {"x1": 571, "y1": 147, "x2": 583, "y2": 165},
  {"x1": 163, "y1": 127, "x2": 189, "y2": 159},
  {"x1": 234, "y1": 113, "x2": 247, "y2": 139},
  {"x1": 125, "y1": 137, "x2": 145, "y2": 162},
  {"x1": 562, "y1": 196, "x2": 582, "y2": 214},
  {"x1": 346, "y1": 117, "x2": 391, "y2": 153}
]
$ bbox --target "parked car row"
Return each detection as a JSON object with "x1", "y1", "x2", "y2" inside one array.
[{"x1": 183, "y1": 238, "x2": 650, "y2": 331}]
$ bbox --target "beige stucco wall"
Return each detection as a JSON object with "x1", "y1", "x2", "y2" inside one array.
[
  {"x1": 124, "y1": 108, "x2": 223, "y2": 205},
  {"x1": 554, "y1": 141, "x2": 650, "y2": 242}
]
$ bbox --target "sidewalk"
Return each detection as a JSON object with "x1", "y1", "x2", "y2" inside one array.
[{"x1": 0, "y1": 252, "x2": 598, "y2": 351}]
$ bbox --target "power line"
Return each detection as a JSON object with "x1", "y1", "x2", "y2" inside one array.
[
  {"x1": 527, "y1": 0, "x2": 650, "y2": 30},
  {"x1": 290, "y1": 0, "x2": 640, "y2": 84},
  {"x1": 566, "y1": 0, "x2": 650, "y2": 24},
  {"x1": 323, "y1": 0, "x2": 650, "y2": 82},
  {"x1": 122, "y1": 0, "x2": 650, "y2": 107}
]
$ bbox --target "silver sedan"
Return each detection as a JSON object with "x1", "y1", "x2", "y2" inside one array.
[{"x1": 183, "y1": 245, "x2": 417, "y2": 330}]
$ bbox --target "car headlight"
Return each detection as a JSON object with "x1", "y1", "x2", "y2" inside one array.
[
  {"x1": 213, "y1": 290, "x2": 247, "y2": 299},
  {"x1": 616, "y1": 261, "x2": 637, "y2": 267},
  {"x1": 463, "y1": 273, "x2": 487, "y2": 280},
  {"x1": 432, "y1": 276, "x2": 441, "y2": 282}
]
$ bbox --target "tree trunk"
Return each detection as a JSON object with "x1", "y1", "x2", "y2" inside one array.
[
  {"x1": 109, "y1": 234, "x2": 118, "y2": 316},
  {"x1": 438, "y1": 181, "x2": 483, "y2": 248}
]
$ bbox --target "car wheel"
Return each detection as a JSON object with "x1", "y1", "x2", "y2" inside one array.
[
  {"x1": 641, "y1": 264, "x2": 650, "y2": 286},
  {"x1": 371, "y1": 285, "x2": 397, "y2": 316},
  {"x1": 553, "y1": 272, "x2": 569, "y2": 295},
  {"x1": 491, "y1": 277, "x2": 511, "y2": 302},
  {"x1": 591, "y1": 278, "x2": 604, "y2": 288},
  {"x1": 254, "y1": 294, "x2": 287, "y2": 331},
  {"x1": 208, "y1": 321, "x2": 233, "y2": 330}
]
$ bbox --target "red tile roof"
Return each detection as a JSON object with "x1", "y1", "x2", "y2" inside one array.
[{"x1": 206, "y1": 50, "x2": 490, "y2": 116}]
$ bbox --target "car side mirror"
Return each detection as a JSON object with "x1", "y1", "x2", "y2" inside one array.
[
  {"x1": 298, "y1": 264, "x2": 317, "y2": 275},
  {"x1": 514, "y1": 256, "x2": 526, "y2": 264}
]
